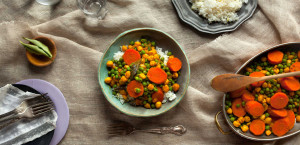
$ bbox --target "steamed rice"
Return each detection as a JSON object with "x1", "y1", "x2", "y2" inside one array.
[
  {"x1": 156, "y1": 47, "x2": 169, "y2": 65},
  {"x1": 190, "y1": 0, "x2": 248, "y2": 24},
  {"x1": 113, "y1": 51, "x2": 124, "y2": 60}
]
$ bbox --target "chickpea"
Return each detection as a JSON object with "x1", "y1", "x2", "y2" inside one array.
[
  {"x1": 164, "y1": 79, "x2": 170, "y2": 85},
  {"x1": 162, "y1": 85, "x2": 169, "y2": 93},
  {"x1": 141, "y1": 58, "x2": 145, "y2": 64},
  {"x1": 261, "y1": 57, "x2": 267, "y2": 62},
  {"x1": 226, "y1": 108, "x2": 232, "y2": 114},
  {"x1": 172, "y1": 83, "x2": 180, "y2": 92},
  {"x1": 284, "y1": 67, "x2": 290, "y2": 73},
  {"x1": 266, "y1": 97, "x2": 271, "y2": 104},
  {"x1": 265, "y1": 130, "x2": 272, "y2": 136},
  {"x1": 263, "y1": 103, "x2": 268, "y2": 111},
  {"x1": 104, "y1": 77, "x2": 112, "y2": 84},
  {"x1": 122, "y1": 45, "x2": 127, "y2": 52},
  {"x1": 237, "y1": 117, "x2": 244, "y2": 123},
  {"x1": 289, "y1": 91, "x2": 295, "y2": 97},
  {"x1": 106, "y1": 61, "x2": 114, "y2": 68},
  {"x1": 139, "y1": 73, "x2": 146, "y2": 79},
  {"x1": 153, "y1": 54, "x2": 160, "y2": 60},
  {"x1": 125, "y1": 71, "x2": 131, "y2": 79},
  {"x1": 122, "y1": 95, "x2": 127, "y2": 100},
  {"x1": 142, "y1": 54, "x2": 149, "y2": 59},
  {"x1": 287, "y1": 60, "x2": 292, "y2": 64},
  {"x1": 148, "y1": 55, "x2": 154, "y2": 61},
  {"x1": 155, "y1": 101, "x2": 162, "y2": 109},
  {"x1": 274, "y1": 68, "x2": 279, "y2": 74},
  {"x1": 264, "y1": 117, "x2": 272, "y2": 124},
  {"x1": 244, "y1": 116, "x2": 251, "y2": 123},
  {"x1": 150, "y1": 61, "x2": 157, "y2": 66},
  {"x1": 233, "y1": 121, "x2": 241, "y2": 127},
  {"x1": 119, "y1": 90, "x2": 126, "y2": 95},
  {"x1": 148, "y1": 84, "x2": 154, "y2": 90},
  {"x1": 255, "y1": 87, "x2": 261, "y2": 93},
  {"x1": 172, "y1": 72, "x2": 179, "y2": 79},
  {"x1": 246, "y1": 67, "x2": 253, "y2": 73},
  {"x1": 134, "y1": 41, "x2": 141, "y2": 46},
  {"x1": 128, "y1": 45, "x2": 133, "y2": 49},
  {"x1": 140, "y1": 64, "x2": 146, "y2": 69},
  {"x1": 260, "y1": 114, "x2": 266, "y2": 120},
  {"x1": 262, "y1": 82, "x2": 268, "y2": 89},
  {"x1": 296, "y1": 116, "x2": 300, "y2": 122},
  {"x1": 137, "y1": 46, "x2": 143, "y2": 52},
  {"x1": 257, "y1": 66, "x2": 263, "y2": 71},
  {"x1": 156, "y1": 63, "x2": 161, "y2": 68},
  {"x1": 241, "y1": 125, "x2": 249, "y2": 132},
  {"x1": 288, "y1": 55, "x2": 294, "y2": 60},
  {"x1": 169, "y1": 55, "x2": 175, "y2": 59},
  {"x1": 119, "y1": 76, "x2": 128, "y2": 85},
  {"x1": 124, "y1": 65, "x2": 130, "y2": 69},
  {"x1": 258, "y1": 95, "x2": 264, "y2": 102},
  {"x1": 144, "y1": 103, "x2": 151, "y2": 109}
]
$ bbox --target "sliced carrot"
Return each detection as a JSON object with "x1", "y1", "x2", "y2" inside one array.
[
  {"x1": 167, "y1": 57, "x2": 182, "y2": 72},
  {"x1": 249, "y1": 119, "x2": 265, "y2": 136},
  {"x1": 152, "y1": 87, "x2": 164, "y2": 102},
  {"x1": 245, "y1": 101, "x2": 264, "y2": 117},
  {"x1": 232, "y1": 98, "x2": 246, "y2": 117},
  {"x1": 123, "y1": 49, "x2": 141, "y2": 65},
  {"x1": 126, "y1": 80, "x2": 144, "y2": 98},
  {"x1": 272, "y1": 118, "x2": 290, "y2": 136},
  {"x1": 229, "y1": 87, "x2": 246, "y2": 98},
  {"x1": 280, "y1": 77, "x2": 300, "y2": 91},
  {"x1": 241, "y1": 90, "x2": 255, "y2": 102},
  {"x1": 249, "y1": 72, "x2": 265, "y2": 87},
  {"x1": 270, "y1": 92, "x2": 289, "y2": 109},
  {"x1": 267, "y1": 107, "x2": 288, "y2": 118},
  {"x1": 285, "y1": 110, "x2": 295, "y2": 130},
  {"x1": 267, "y1": 50, "x2": 284, "y2": 65},
  {"x1": 290, "y1": 62, "x2": 300, "y2": 77},
  {"x1": 147, "y1": 67, "x2": 167, "y2": 84}
]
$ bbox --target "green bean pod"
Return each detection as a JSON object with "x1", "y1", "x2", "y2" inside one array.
[
  {"x1": 19, "y1": 41, "x2": 51, "y2": 58},
  {"x1": 23, "y1": 37, "x2": 52, "y2": 58}
]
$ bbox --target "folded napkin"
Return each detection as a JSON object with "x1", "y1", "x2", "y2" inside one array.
[{"x1": 0, "y1": 84, "x2": 57, "y2": 145}]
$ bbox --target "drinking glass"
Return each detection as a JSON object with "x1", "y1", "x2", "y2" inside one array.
[
  {"x1": 77, "y1": 0, "x2": 108, "y2": 20},
  {"x1": 36, "y1": 0, "x2": 61, "y2": 5}
]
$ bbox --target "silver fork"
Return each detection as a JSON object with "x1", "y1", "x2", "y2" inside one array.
[
  {"x1": 107, "y1": 122, "x2": 187, "y2": 136},
  {"x1": 0, "y1": 95, "x2": 54, "y2": 124}
]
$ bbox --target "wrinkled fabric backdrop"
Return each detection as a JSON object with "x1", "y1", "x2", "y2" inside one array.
[{"x1": 0, "y1": 0, "x2": 299, "y2": 145}]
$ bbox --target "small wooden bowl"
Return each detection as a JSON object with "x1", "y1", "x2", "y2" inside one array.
[{"x1": 26, "y1": 36, "x2": 57, "y2": 67}]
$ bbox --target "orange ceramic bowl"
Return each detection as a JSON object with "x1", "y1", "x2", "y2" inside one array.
[{"x1": 26, "y1": 36, "x2": 57, "y2": 67}]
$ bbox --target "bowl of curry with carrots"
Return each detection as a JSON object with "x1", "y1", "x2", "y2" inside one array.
[
  {"x1": 98, "y1": 28, "x2": 190, "y2": 117},
  {"x1": 216, "y1": 42, "x2": 300, "y2": 141}
]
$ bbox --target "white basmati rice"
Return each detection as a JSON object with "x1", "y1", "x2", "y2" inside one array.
[
  {"x1": 113, "y1": 51, "x2": 124, "y2": 61},
  {"x1": 156, "y1": 47, "x2": 169, "y2": 65},
  {"x1": 189, "y1": 0, "x2": 248, "y2": 24},
  {"x1": 113, "y1": 93, "x2": 125, "y2": 104},
  {"x1": 162, "y1": 91, "x2": 177, "y2": 104}
]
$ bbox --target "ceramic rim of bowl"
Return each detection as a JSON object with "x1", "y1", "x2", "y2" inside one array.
[{"x1": 98, "y1": 28, "x2": 191, "y2": 117}]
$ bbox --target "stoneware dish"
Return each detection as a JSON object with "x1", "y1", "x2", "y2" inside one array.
[
  {"x1": 215, "y1": 42, "x2": 300, "y2": 141},
  {"x1": 98, "y1": 28, "x2": 190, "y2": 117},
  {"x1": 172, "y1": 0, "x2": 258, "y2": 34},
  {"x1": 26, "y1": 36, "x2": 57, "y2": 67}
]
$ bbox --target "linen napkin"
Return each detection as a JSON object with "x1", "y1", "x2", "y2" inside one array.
[{"x1": 0, "y1": 84, "x2": 57, "y2": 145}]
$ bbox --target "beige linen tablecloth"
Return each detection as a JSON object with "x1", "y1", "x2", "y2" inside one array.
[{"x1": 0, "y1": 0, "x2": 300, "y2": 144}]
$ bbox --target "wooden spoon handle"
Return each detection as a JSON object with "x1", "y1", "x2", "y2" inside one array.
[{"x1": 258, "y1": 71, "x2": 300, "y2": 82}]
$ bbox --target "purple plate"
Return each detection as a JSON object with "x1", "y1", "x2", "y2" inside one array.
[{"x1": 16, "y1": 79, "x2": 69, "y2": 145}]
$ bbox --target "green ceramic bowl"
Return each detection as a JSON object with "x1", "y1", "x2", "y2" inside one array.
[{"x1": 98, "y1": 28, "x2": 190, "y2": 117}]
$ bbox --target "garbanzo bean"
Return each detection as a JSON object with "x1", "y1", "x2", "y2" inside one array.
[
  {"x1": 105, "y1": 77, "x2": 112, "y2": 84},
  {"x1": 106, "y1": 61, "x2": 114, "y2": 68}
]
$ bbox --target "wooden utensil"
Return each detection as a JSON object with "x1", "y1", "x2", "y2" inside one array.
[{"x1": 211, "y1": 71, "x2": 300, "y2": 92}]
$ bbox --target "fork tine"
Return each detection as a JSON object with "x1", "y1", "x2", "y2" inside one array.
[
  {"x1": 31, "y1": 102, "x2": 54, "y2": 108},
  {"x1": 33, "y1": 108, "x2": 54, "y2": 116},
  {"x1": 32, "y1": 103, "x2": 54, "y2": 111}
]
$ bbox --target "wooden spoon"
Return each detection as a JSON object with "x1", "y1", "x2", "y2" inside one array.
[{"x1": 211, "y1": 71, "x2": 300, "y2": 92}]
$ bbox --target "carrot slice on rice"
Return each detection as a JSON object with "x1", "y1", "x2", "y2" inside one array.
[
  {"x1": 147, "y1": 67, "x2": 167, "y2": 84},
  {"x1": 123, "y1": 49, "x2": 141, "y2": 65},
  {"x1": 127, "y1": 80, "x2": 144, "y2": 98},
  {"x1": 267, "y1": 50, "x2": 284, "y2": 65}
]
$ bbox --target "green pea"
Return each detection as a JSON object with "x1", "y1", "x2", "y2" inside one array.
[
  {"x1": 113, "y1": 84, "x2": 117, "y2": 88},
  {"x1": 153, "y1": 87, "x2": 158, "y2": 92},
  {"x1": 287, "y1": 63, "x2": 291, "y2": 67},
  {"x1": 270, "y1": 89, "x2": 273, "y2": 93},
  {"x1": 160, "y1": 57, "x2": 164, "y2": 61},
  {"x1": 127, "y1": 67, "x2": 131, "y2": 71},
  {"x1": 116, "y1": 75, "x2": 120, "y2": 79},
  {"x1": 139, "y1": 67, "x2": 144, "y2": 71},
  {"x1": 280, "y1": 69, "x2": 283, "y2": 73},
  {"x1": 276, "y1": 84, "x2": 280, "y2": 88},
  {"x1": 138, "y1": 78, "x2": 142, "y2": 82},
  {"x1": 245, "y1": 72, "x2": 250, "y2": 76},
  {"x1": 293, "y1": 104, "x2": 296, "y2": 108},
  {"x1": 143, "y1": 70, "x2": 147, "y2": 74},
  {"x1": 148, "y1": 47, "x2": 151, "y2": 51},
  {"x1": 230, "y1": 117, "x2": 235, "y2": 122},
  {"x1": 141, "y1": 50, "x2": 146, "y2": 54},
  {"x1": 225, "y1": 106, "x2": 229, "y2": 110},
  {"x1": 242, "y1": 101, "x2": 245, "y2": 107},
  {"x1": 141, "y1": 39, "x2": 147, "y2": 43},
  {"x1": 226, "y1": 101, "x2": 231, "y2": 105},
  {"x1": 289, "y1": 99, "x2": 293, "y2": 103},
  {"x1": 291, "y1": 52, "x2": 296, "y2": 55},
  {"x1": 278, "y1": 64, "x2": 283, "y2": 68},
  {"x1": 151, "y1": 104, "x2": 155, "y2": 108},
  {"x1": 169, "y1": 86, "x2": 173, "y2": 91},
  {"x1": 229, "y1": 114, "x2": 233, "y2": 118},
  {"x1": 114, "y1": 67, "x2": 118, "y2": 70},
  {"x1": 295, "y1": 95, "x2": 299, "y2": 98},
  {"x1": 144, "y1": 92, "x2": 148, "y2": 95},
  {"x1": 288, "y1": 105, "x2": 293, "y2": 109},
  {"x1": 255, "y1": 94, "x2": 259, "y2": 97},
  {"x1": 112, "y1": 91, "x2": 117, "y2": 95},
  {"x1": 266, "y1": 88, "x2": 270, "y2": 92},
  {"x1": 263, "y1": 62, "x2": 268, "y2": 66},
  {"x1": 148, "y1": 97, "x2": 152, "y2": 103},
  {"x1": 143, "y1": 82, "x2": 147, "y2": 86},
  {"x1": 143, "y1": 101, "x2": 147, "y2": 105},
  {"x1": 167, "y1": 52, "x2": 172, "y2": 56},
  {"x1": 283, "y1": 59, "x2": 287, "y2": 62},
  {"x1": 265, "y1": 125, "x2": 270, "y2": 130},
  {"x1": 236, "y1": 104, "x2": 240, "y2": 108},
  {"x1": 226, "y1": 94, "x2": 230, "y2": 99},
  {"x1": 167, "y1": 72, "x2": 171, "y2": 76},
  {"x1": 135, "y1": 88, "x2": 141, "y2": 93},
  {"x1": 141, "y1": 43, "x2": 145, "y2": 47},
  {"x1": 135, "y1": 76, "x2": 139, "y2": 81},
  {"x1": 130, "y1": 41, "x2": 134, "y2": 45},
  {"x1": 297, "y1": 99, "x2": 300, "y2": 102},
  {"x1": 260, "y1": 90, "x2": 264, "y2": 94},
  {"x1": 265, "y1": 113, "x2": 270, "y2": 117},
  {"x1": 151, "y1": 41, "x2": 156, "y2": 46},
  {"x1": 111, "y1": 74, "x2": 115, "y2": 77}
]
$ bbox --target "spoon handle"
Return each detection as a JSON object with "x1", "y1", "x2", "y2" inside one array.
[{"x1": 258, "y1": 71, "x2": 300, "y2": 81}]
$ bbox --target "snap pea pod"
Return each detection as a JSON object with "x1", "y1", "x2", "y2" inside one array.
[
  {"x1": 22, "y1": 37, "x2": 52, "y2": 58},
  {"x1": 19, "y1": 41, "x2": 51, "y2": 58}
]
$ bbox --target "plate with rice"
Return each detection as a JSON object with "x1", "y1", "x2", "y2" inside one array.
[
  {"x1": 172, "y1": 0, "x2": 258, "y2": 34},
  {"x1": 98, "y1": 28, "x2": 190, "y2": 117}
]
